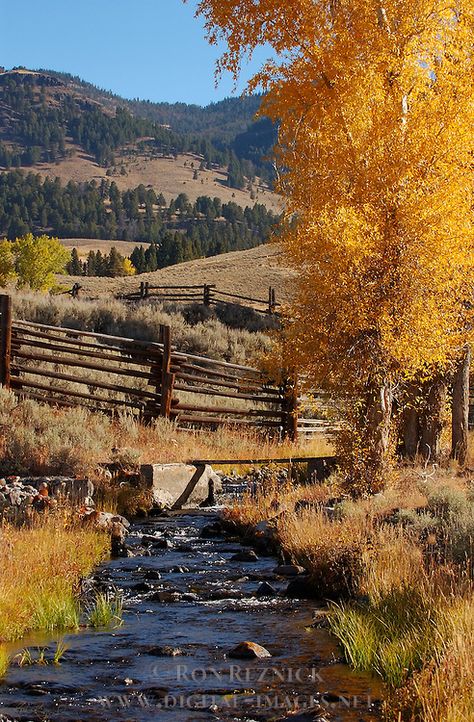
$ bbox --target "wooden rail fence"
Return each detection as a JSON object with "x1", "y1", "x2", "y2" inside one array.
[
  {"x1": 0, "y1": 294, "x2": 321, "y2": 440},
  {"x1": 119, "y1": 282, "x2": 280, "y2": 316}
]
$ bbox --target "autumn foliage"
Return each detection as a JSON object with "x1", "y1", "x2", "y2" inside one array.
[
  {"x1": 0, "y1": 234, "x2": 69, "y2": 291},
  {"x1": 196, "y1": 0, "x2": 474, "y2": 489}
]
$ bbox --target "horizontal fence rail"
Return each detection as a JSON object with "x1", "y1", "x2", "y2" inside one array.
[
  {"x1": 0, "y1": 294, "x2": 327, "y2": 440},
  {"x1": 118, "y1": 282, "x2": 280, "y2": 316}
]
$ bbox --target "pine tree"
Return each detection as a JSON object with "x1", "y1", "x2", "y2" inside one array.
[
  {"x1": 107, "y1": 247, "x2": 125, "y2": 277},
  {"x1": 67, "y1": 247, "x2": 83, "y2": 276}
]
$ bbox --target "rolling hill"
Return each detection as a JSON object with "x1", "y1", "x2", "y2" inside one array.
[
  {"x1": 60, "y1": 243, "x2": 295, "y2": 305},
  {"x1": 0, "y1": 67, "x2": 282, "y2": 278}
]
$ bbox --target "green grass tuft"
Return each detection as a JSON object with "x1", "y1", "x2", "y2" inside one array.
[
  {"x1": 0, "y1": 647, "x2": 9, "y2": 678},
  {"x1": 30, "y1": 593, "x2": 80, "y2": 635},
  {"x1": 87, "y1": 592, "x2": 123, "y2": 629}
]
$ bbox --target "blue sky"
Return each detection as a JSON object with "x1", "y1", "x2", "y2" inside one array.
[{"x1": 1, "y1": 0, "x2": 270, "y2": 106}]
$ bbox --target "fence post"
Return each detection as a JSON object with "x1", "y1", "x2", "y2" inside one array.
[
  {"x1": 144, "y1": 281, "x2": 150, "y2": 299},
  {"x1": 0, "y1": 295, "x2": 12, "y2": 389},
  {"x1": 281, "y1": 373, "x2": 298, "y2": 442},
  {"x1": 160, "y1": 324, "x2": 175, "y2": 418},
  {"x1": 203, "y1": 284, "x2": 211, "y2": 306},
  {"x1": 272, "y1": 288, "x2": 276, "y2": 314},
  {"x1": 71, "y1": 282, "x2": 81, "y2": 299},
  {"x1": 140, "y1": 281, "x2": 145, "y2": 299}
]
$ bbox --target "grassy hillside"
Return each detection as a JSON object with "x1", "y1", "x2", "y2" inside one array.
[
  {"x1": 34, "y1": 151, "x2": 282, "y2": 212},
  {"x1": 60, "y1": 238, "x2": 149, "y2": 260},
  {"x1": 59, "y1": 243, "x2": 295, "y2": 304}
]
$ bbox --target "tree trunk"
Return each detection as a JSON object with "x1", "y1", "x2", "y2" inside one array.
[
  {"x1": 419, "y1": 378, "x2": 447, "y2": 463},
  {"x1": 451, "y1": 346, "x2": 470, "y2": 466},
  {"x1": 356, "y1": 383, "x2": 393, "y2": 493},
  {"x1": 339, "y1": 381, "x2": 394, "y2": 495},
  {"x1": 365, "y1": 383, "x2": 393, "y2": 468},
  {"x1": 401, "y1": 406, "x2": 420, "y2": 460},
  {"x1": 399, "y1": 382, "x2": 420, "y2": 460}
]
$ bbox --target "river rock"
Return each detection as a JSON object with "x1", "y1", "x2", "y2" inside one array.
[
  {"x1": 311, "y1": 609, "x2": 330, "y2": 629},
  {"x1": 273, "y1": 564, "x2": 306, "y2": 577},
  {"x1": 170, "y1": 565, "x2": 189, "y2": 573},
  {"x1": 205, "y1": 588, "x2": 245, "y2": 601},
  {"x1": 285, "y1": 576, "x2": 318, "y2": 599},
  {"x1": 228, "y1": 641, "x2": 272, "y2": 659},
  {"x1": 139, "y1": 686, "x2": 169, "y2": 701},
  {"x1": 231, "y1": 550, "x2": 259, "y2": 562},
  {"x1": 141, "y1": 534, "x2": 160, "y2": 545},
  {"x1": 133, "y1": 582, "x2": 152, "y2": 593},
  {"x1": 200, "y1": 521, "x2": 223, "y2": 538},
  {"x1": 146, "y1": 645, "x2": 184, "y2": 657},
  {"x1": 255, "y1": 581, "x2": 277, "y2": 597},
  {"x1": 144, "y1": 570, "x2": 162, "y2": 580},
  {"x1": 153, "y1": 538, "x2": 172, "y2": 550},
  {"x1": 149, "y1": 590, "x2": 182, "y2": 603},
  {"x1": 175, "y1": 543, "x2": 193, "y2": 552}
]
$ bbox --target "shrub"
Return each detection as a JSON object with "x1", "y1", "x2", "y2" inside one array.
[
  {"x1": 277, "y1": 509, "x2": 368, "y2": 598},
  {"x1": 11, "y1": 234, "x2": 69, "y2": 291},
  {"x1": 11, "y1": 290, "x2": 273, "y2": 364}
]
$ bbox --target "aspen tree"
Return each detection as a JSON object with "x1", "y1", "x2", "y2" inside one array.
[{"x1": 194, "y1": 0, "x2": 474, "y2": 490}]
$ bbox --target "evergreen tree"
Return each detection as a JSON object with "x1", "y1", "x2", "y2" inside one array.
[{"x1": 67, "y1": 247, "x2": 83, "y2": 276}]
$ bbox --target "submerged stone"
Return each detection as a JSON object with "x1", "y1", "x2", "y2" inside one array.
[{"x1": 228, "y1": 641, "x2": 272, "y2": 659}]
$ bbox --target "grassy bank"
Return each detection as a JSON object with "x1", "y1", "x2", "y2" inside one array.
[
  {"x1": 0, "y1": 516, "x2": 110, "y2": 675},
  {"x1": 224, "y1": 462, "x2": 474, "y2": 721}
]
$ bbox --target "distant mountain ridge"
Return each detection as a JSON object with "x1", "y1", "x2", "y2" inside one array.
[
  {"x1": 0, "y1": 67, "x2": 282, "y2": 273},
  {"x1": 0, "y1": 67, "x2": 277, "y2": 180},
  {"x1": 39, "y1": 69, "x2": 266, "y2": 144}
]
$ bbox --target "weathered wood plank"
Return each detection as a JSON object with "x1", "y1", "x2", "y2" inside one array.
[
  {"x1": 13, "y1": 350, "x2": 156, "y2": 380},
  {"x1": 11, "y1": 363, "x2": 160, "y2": 400}
]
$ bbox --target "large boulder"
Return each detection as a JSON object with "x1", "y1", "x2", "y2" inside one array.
[
  {"x1": 140, "y1": 464, "x2": 222, "y2": 509},
  {"x1": 273, "y1": 564, "x2": 306, "y2": 577}
]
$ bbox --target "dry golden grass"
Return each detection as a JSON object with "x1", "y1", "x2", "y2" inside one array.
[
  {"x1": 403, "y1": 598, "x2": 474, "y2": 722},
  {"x1": 0, "y1": 516, "x2": 109, "y2": 644},
  {"x1": 60, "y1": 238, "x2": 150, "y2": 260},
  {"x1": 0, "y1": 388, "x2": 330, "y2": 478},
  {"x1": 12, "y1": 288, "x2": 274, "y2": 365}
]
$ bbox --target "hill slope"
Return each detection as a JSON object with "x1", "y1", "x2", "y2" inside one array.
[{"x1": 60, "y1": 243, "x2": 295, "y2": 303}]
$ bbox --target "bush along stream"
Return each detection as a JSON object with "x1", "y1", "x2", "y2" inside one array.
[{"x1": 0, "y1": 509, "x2": 382, "y2": 722}]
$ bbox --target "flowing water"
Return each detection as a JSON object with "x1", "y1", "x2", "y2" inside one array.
[{"x1": 0, "y1": 511, "x2": 382, "y2": 722}]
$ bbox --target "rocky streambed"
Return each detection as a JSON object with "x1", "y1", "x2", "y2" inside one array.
[{"x1": 0, "y1": 511, "x2": 382, "y2": 722}]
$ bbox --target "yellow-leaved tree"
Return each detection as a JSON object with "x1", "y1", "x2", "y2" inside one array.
[
  {"x1": 0, "y1": 240, "x2": 16, "y2": 287},
  {"x1": 12, "y1": 234, "x2": 69, "y2": 291},
  {"x1": 195, "y1": 0, "x2": 474, "y2": 490},
  {"x1": 122, "y1": 258, "x2": 137, "y2": 276}
]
